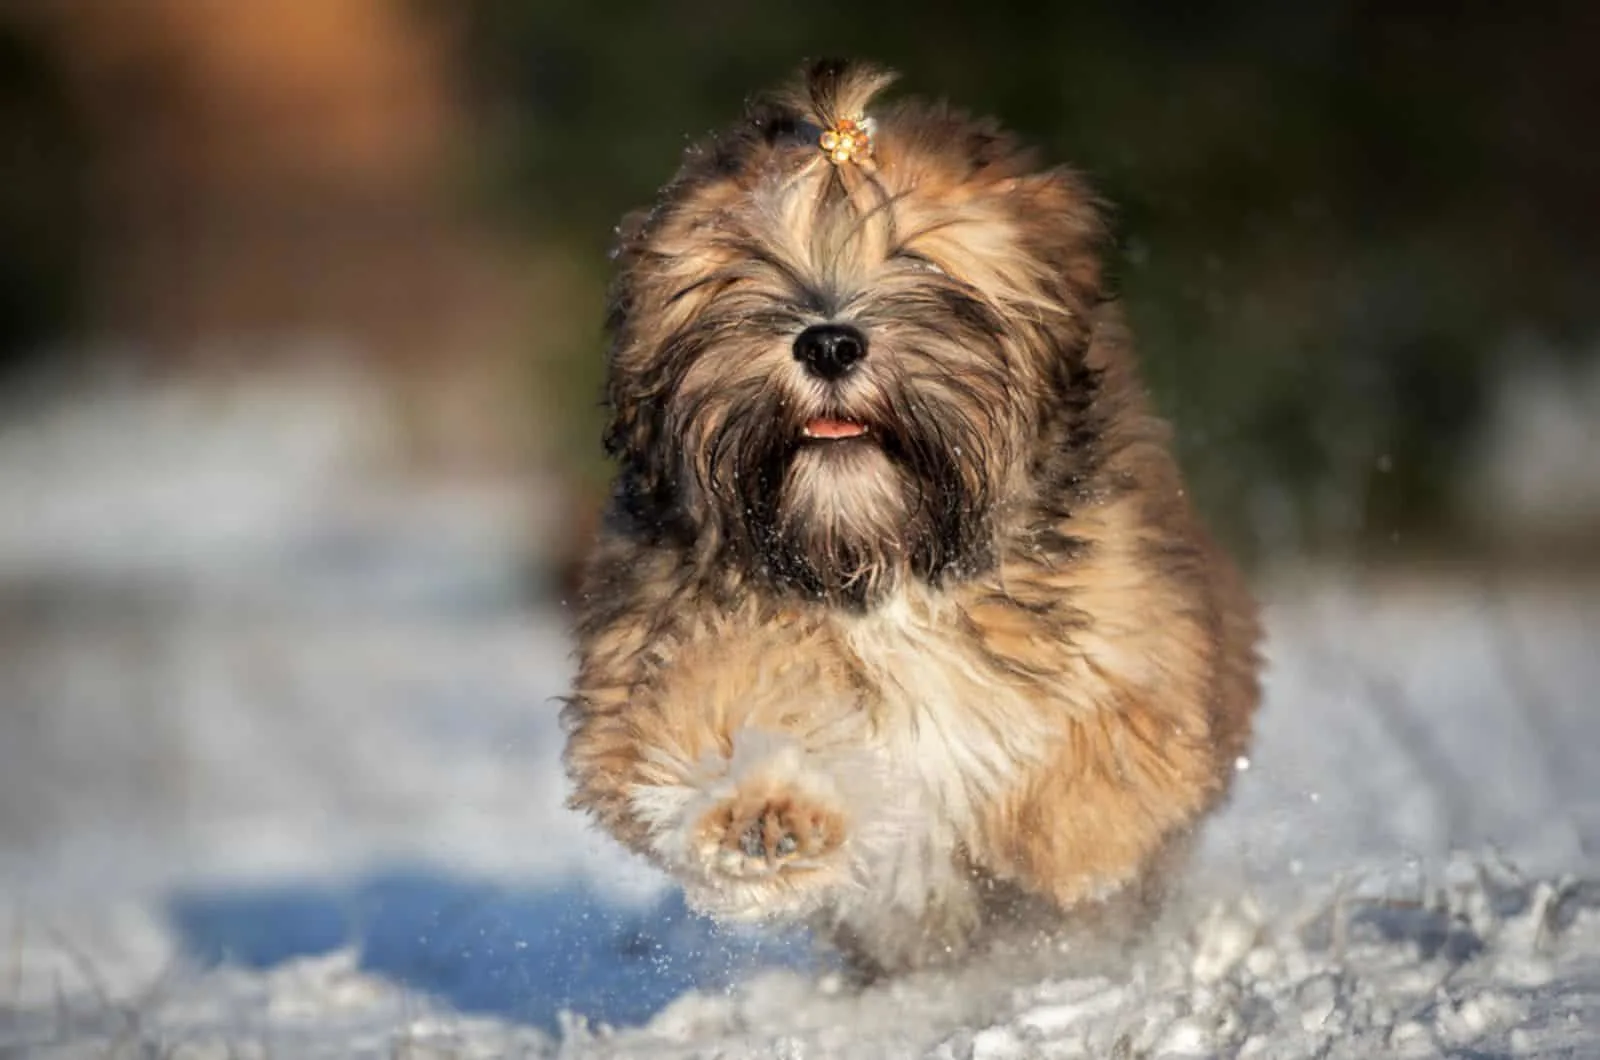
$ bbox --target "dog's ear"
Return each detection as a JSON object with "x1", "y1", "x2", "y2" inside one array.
[
  {"x1": 600, "y1": 369, "x2": 650, "y2": 464},
  {"x1": 601, "y1": 247, "x2": 694, "y2": 527},
  {"x1": 600, "y1": 363, "x2": 675, "y2": 519},
  {"x1": 1001, "y1": 168, "x2": 1110, "y2": 305},
  {"x1": 601, "y1": 279, "x2": 666, "y2": 473}
]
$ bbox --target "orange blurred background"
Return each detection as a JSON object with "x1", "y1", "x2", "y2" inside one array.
[{"x1": 6, "y1": 0, "x2": 546, "y2": 454}]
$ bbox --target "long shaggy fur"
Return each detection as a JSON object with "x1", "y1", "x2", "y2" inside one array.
[{"x1": 564, "y1": 59, "x2": 1262, "y2": 978}]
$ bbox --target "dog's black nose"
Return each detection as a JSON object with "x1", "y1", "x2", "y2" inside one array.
[{"x1": 793, "y1": 324, "x2": 867, "y2": 380}]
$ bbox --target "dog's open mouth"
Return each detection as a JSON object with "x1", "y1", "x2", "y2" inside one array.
[{"x1": 801, "y1": 418, "x2": 870, "y2": 441}]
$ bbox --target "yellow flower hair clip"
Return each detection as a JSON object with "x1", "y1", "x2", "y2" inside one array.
[{"x1": 818, "y1": 116, "x2": 874, "y2": 165}]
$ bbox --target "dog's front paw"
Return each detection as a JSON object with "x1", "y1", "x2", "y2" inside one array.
[
  {"x1": 703, "y1": 789, "x2": 845, "y2": 877},
  {"x1": 632, "y1": 730, "x2": 878, "y2": 920}
]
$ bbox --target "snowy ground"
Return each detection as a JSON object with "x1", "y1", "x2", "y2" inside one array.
[{"x1": 0, "y1": 372, "x2": 1596, "y2": 1058}]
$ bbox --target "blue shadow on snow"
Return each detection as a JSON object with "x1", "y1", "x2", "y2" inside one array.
[{"x1": 167, "y1": 868, "x2": 824, "y2": 1033}]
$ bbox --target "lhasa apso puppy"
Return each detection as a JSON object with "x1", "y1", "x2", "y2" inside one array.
[{"x1": 563, "y1": 60, "x2": 1261, "y2": 978}]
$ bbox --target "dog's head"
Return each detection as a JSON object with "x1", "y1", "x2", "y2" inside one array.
[{"x1": 603, "y1": 60, "x2": 1109, "y2": 606}]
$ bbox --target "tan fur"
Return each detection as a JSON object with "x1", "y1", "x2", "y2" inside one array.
[{"x1": 564, "y1": 61, "x2": 1261, "y2": 978}]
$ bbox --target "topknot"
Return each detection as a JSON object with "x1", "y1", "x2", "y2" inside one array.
[{"x1": 784, "y1": 58, "x2": 898, "y2": 130}]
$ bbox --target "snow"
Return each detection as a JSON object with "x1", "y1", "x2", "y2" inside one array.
[{"x1": 1, "y1": 372, "x2": 1597, "y2": 1058}]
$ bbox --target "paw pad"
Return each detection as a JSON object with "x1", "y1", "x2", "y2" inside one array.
[
  {"x1": 711, "y1": 795, "x2": 844, "y2": 870},
  {"x1": 740, "y1": 824, "x2": 800, "y2": 860},
  {"x1": 739, "y1": 823, "x2": 769, "y2": 859}
]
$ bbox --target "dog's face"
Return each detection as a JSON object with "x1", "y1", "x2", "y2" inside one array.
[{"x1": 603, "y1": 61, "x2": 1108, "y2": 606}]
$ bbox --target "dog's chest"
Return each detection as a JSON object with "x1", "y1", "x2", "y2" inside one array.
[{"x1": 838, "y1": 591, "x2": 1055, "y2": 833}]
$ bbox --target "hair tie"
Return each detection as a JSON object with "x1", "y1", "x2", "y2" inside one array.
[{"x1": 818, "y1": 116, "x2": 874, "y2": 165}]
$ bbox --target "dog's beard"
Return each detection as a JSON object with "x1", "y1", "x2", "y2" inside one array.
[{"x1": 681, "y1": 373, "x2": 1001, "y2": 608}]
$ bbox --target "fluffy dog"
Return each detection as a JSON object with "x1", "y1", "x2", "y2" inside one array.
[{"x1": 563, "y1": 59, "x2": 1261, "y2": 978}]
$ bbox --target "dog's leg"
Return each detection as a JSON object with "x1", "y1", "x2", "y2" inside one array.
[
  {"x1": 976, "y1": 697, "x2": 1223, "y2": 915},
  {"x1": 575, "y1": 626, "x2": 885, "y2": 921}
]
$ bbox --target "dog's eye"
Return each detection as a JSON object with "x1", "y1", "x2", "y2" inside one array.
[{"x1": 760, "y1": 114, "x2": 798, "y2": 144}]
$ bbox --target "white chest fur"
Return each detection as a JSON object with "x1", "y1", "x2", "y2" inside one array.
[{"x1": 832, "y1": 588, "x2": 1058, "y2": 913}]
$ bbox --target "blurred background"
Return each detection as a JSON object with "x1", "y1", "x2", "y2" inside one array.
[{"x1": 0, "y1": 0, "x2": 1597, "y2": 1044}]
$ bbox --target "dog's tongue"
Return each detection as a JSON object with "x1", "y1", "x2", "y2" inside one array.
[{"x1": 804, "y1": 418, "x2": 869, "y2": 440}]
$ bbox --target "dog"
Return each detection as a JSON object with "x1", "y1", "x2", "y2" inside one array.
[{"x1": 563, "y1": 59, "x2": 1261, "y2": 979}]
